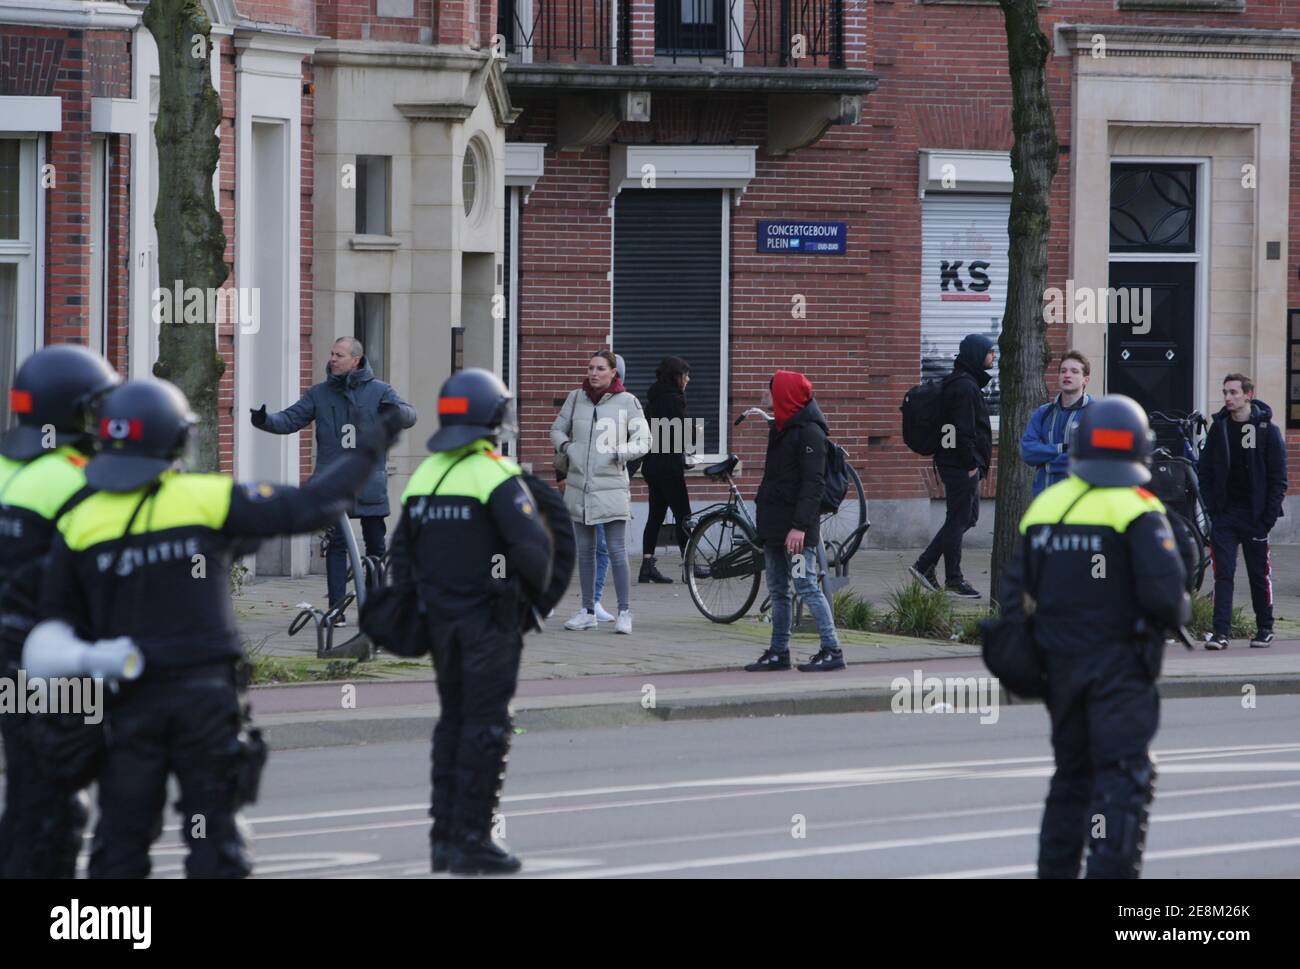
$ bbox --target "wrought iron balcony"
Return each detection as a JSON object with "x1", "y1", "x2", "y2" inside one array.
[{"x1": 497, "y1": 0, "x2": 846, "y2": 68}]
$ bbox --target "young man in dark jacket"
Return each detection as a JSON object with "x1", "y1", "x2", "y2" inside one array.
[
  {"x1": 251, "y1": 336, "x2": 417, "y2": 625},
  {"x1": 1197, "y1": 373, "x2": 1288, "y2": 649},
  {"x1": 910, "y1": 333, "x2": 995, "y2": 598},
  {"x1": 744, "y1": 371, "x2": 843, "y2": 673}
]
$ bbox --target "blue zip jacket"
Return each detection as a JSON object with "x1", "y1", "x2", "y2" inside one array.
[{"x1": 1022, "y1": 393, "x2": 1092, "y2": 496}]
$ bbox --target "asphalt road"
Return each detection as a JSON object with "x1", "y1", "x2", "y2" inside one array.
[{"x1": 67, "y1": 695, "x2": 1300, "y2": 878}]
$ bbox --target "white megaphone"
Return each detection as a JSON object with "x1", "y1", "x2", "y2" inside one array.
[{"x1": 22, "y1": 620, "x2": 145, "y2": 682}]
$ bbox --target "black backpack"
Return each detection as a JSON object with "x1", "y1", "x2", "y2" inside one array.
[
  {"x1": 820, "y1": 440, "x2": 850, "y2": 513},
  {"x1": 900, "y1": 378, "x2": 947, "y2": 456}
]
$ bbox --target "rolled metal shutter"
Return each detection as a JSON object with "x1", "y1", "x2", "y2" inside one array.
[
  {"x1": 613, "y1": 188, "x2": 723, "y2": 454},
  {"x1": 920, "y1": 194, "x2": 1009, "y2": 417}
]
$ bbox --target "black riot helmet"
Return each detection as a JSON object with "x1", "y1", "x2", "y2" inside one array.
[
  {"x1": 1, "y1": 344, "x2": 121, "y2": 460},
  {"x1": 86, "y1": 379, "x2": 197, "y2": 492},
  {"x1": 427, "y1": 368, "x2": 515, "y2": 453},
  {"x1": 1068, "y1": 394, "x2": 1153, "y2": 488}
]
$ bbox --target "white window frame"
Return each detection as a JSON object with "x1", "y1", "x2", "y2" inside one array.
[
  {"x1": 1106, "y1": 156, "x2": 1210, "y2": 420},
  {"x1": 0, "y1": 136, "x2": 44, "y2": 366}
]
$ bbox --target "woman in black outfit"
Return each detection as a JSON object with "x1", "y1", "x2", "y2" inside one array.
[{"x1": 639, "y1": 356, "x2": 694, "y2": 583}]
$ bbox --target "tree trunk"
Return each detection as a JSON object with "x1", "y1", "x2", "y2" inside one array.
[
  {"x1": 990, "y1": 0, "x2": 1059, "y2": 606},
  {"x1": 143, "y1": 0, "x2": 228, "y2": 473}
]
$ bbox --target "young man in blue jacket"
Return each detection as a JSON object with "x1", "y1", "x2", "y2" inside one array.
[
  {"x1": 1022, "y1": 350, "x2": 1093, "y2": 497},
  {"x1": 1197, "y1": 373, "x2": 1288, "y2": 650}
]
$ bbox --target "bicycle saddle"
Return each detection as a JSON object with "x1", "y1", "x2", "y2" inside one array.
[{"x1": 702, "y1": 454, "x2": 739, "y2": 478}]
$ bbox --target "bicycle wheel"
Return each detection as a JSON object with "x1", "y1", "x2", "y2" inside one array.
[
  {"x1": 1168, "y1": 510, "x2": 1209, "y2": 594},
  {"x1": 685, "y1": 509, "x2": 763, "y2": 624},
  {"x1": 819, "y1": 462, "x2": 867, "y2": 569}
]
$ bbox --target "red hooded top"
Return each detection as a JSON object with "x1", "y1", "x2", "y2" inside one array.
[{"x1": 771, "y1": 370, "x2": 813, "y2": 431}]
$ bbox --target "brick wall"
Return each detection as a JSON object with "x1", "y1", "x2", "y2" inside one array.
[
  {"x1": 106, "y1": 134, "x2": 131, "y2": 374},
  {"x1": 45, "y1": 28, "x2": 92, "y2": 347},
  {"x1": 511, "y1": 0, "x2": 1300, "y2": 504},
  {"x1": 88, "y1": 30, "x2": 131, "y2": 98},
  {"x1": 300, "y1": 60, "x2": 316, "y2": 481}
]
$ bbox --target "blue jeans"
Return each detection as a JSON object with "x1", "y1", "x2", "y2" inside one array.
[
  {"x1": 764, "y1": 544, "x2": 839, "y2": 655},
  {"x1": 594, "y1": 524, "x2": 609, "y2": 604}
]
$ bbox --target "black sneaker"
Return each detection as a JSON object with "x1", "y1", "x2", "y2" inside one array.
[
  {"x1": 908, "y1": 563, "x2": 940, "y2": 593},
  {"x1": 1250, "y1": 629, "x2": 1274, "y2": 649},
  {"x1": 1204, "y1": 632, "x2": 1229, "y2": 651},
  {"x1": 945, "y1": 579, "x2": 981, "y2": 599},
  {"x1": 797, "y1": 648, "x2": 846, "y2": 672},
  {"x1": 329, "y1": 613, "x2": 347, "y2": 628},
  {"x1": 744, "y1": 649, "x2": 791, "y2": 672}
]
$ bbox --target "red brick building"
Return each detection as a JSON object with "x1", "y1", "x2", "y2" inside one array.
[
  {"x1": 2, "y1": 0, "x2": 1299, "y2": 570},
  {"x1": 503, "y1": 0, "x2": 1300, "y2": 547}
]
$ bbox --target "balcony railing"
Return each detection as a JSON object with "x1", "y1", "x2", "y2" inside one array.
[{"x1": 497, "y1": 0, "x2": 845, "y2": 68}]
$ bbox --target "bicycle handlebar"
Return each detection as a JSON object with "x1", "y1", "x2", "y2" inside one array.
[{"x1": 735, "y1": 407, "x2": 773, "y2": 426}]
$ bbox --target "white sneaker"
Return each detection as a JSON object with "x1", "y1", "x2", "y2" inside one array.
[
  {"x1": 563, "y1": 610, "x2": 598, "y2": 631},
  {"x1": 594, "y1": 603, "x2": 615, "y2": 622},
  {"x1": 615, "y1": 610, "x2": 632, "y2": 634}
]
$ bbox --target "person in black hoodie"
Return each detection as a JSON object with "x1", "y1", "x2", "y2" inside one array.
[
  {"x1": 909, "y1": 333, "x2": 995, "y2": 598},
  {"x1": 1197, "y1": 373, "x2": 1288, "y2": 649},
  {"x1": 744, "y1": 370, "x2": 843, "y2": 673},
  {"x1": 639, "y1": 356, "x2": 695, "y2": 583}
]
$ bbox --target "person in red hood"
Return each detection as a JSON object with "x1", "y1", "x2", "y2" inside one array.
[{"x1": 745, "y1": 370, "x2": 844, "y2": 673}]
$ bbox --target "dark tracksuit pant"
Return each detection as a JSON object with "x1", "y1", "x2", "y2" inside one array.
[
  {"x1": 0, "y1": 703, "x2": 88, "y2": 879},
  {"x1": 89, "y1": 668, "x2": 250, "y2": 879},
  {"x1": 918, "y1": 466, "x2": 981, "y2": 582},
  {"x1": 1039, "y1": 643, "x2": 1160, "y2": 879},
  {"x1": 326, "y1": 516, "x2": 387, "y2": 612},
  {"x1": 642, "y1": 473, "x2": 692, "y2": 558},
  {"x1": 429, "y1": 619, "x2": 524, "y2": 845},
  {"x1": 1209, "y1": 505, "x2": 1273, "y2": 635}
]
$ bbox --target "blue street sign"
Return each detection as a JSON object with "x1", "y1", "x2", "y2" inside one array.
[{"x1": 757, "y1": 220, "x2": 847, "y2": 254}]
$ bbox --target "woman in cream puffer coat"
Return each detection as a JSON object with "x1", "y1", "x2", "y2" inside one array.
[{"x1": 550, "y1": 350, "x2": 651, "y2": 634}]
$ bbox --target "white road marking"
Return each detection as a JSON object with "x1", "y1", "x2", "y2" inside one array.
[{"x1": 917, "y1": 835, "x2": 1300, "y2": 879}]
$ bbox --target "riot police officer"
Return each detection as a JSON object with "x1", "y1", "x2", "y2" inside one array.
[
  {"x1": 388, "y1": 368, "x2": 561, "y2": 875},
  {"x1": 0, "y1": 345, "x2": 120, "y2": 878},
  {"x1": 999, "y1": 395, "x2": 1190, "y2": 879},
  {"x1": 32, "y1": 377, "x2": 402, "y2": 878}
]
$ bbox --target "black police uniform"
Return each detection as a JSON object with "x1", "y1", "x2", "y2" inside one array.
[
  {"x1": 1000, "y1": 474, "x2": 1188, "y2": 878},
  {"x1": 388, "y1": 436, "x2": 552, "y2": 872},
  {"x1": 0, "y1": 344, "x2": 118, "y2": 879},
  {"x1": 38, "y1": 388, "x2": 394, "y2": 878},
  {"x1": 0, "y1": 447, "x2": 94, "y2": 878}
]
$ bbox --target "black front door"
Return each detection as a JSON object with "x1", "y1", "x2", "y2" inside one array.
[{"x1": 1107, "y1": 261, "x2": 1195, "y2": 448}]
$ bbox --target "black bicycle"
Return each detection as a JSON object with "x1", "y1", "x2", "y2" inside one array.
[
  {"x1": 682, "y1": 407, "x2": 869, "y2": 623},
  {"x1": 1148, "y1": 410, "x2": 1211, "y2": 592}
]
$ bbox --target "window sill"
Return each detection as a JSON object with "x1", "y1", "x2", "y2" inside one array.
[{"x1": 349, "y1": 234, "x2": 401, "y2": 251}]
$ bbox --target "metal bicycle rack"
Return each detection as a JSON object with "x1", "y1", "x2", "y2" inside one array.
[{"x1": 286, "y1": 515, "x2": 380, "y2": 661}]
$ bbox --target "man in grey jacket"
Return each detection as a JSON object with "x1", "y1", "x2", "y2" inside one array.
[{"x1": 251, "y1": 337, "x2": 417, "y2": 624}]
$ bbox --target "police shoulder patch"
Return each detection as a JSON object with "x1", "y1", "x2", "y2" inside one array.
[
  {"x1": 513, "y1": 484, "x2": 536, "y2": 517},
  {"x1": 242, "y1": 481, "x2": 279, "y2": 502}
]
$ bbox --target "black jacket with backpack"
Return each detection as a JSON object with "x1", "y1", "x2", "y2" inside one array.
[
  {"x1": 755, "y1": 399, "x2": 829, "y2": 547},
  {"x1": 1197, "y1": 399, "x2": 1287, "y2": 533},
  {"x1": 936, "y1": 335, "x2": 994, "y2": 474}
]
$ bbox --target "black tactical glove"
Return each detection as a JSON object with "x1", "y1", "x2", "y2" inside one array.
[{"x1": 250, "y1": 404, "x2": 268, "y2": 429}]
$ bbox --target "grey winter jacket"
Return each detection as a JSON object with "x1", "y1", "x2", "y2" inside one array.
[
  {"x1": 550, "y1": 387, "x2": 651, "y2": 525},
  {"x1": 261, "y1": 358, "x2": 417, "y2": 517}
]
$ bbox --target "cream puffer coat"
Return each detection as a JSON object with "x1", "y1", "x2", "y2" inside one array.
[{"x1": 550, "y1": 387, "x2": 652, "y2": 526}]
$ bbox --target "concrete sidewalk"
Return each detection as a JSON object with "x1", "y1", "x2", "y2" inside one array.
[
  {"x1": 231, "y1": 544, "x2": 1300, "y2": 748},
  {"x1": 234, "y1": 544, "x2": 1300, "y2": 681}
]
